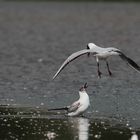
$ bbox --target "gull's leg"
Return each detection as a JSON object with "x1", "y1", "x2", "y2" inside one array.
[
  {"x1": 96, "y1": 57, "x2": 102, "y2": 78},
  {"x1": 97, "y1": 62, "x2": 102, "y2": 78},
  {"x1": 106, "y1": 61, "x2": 112, "y2": 76}
]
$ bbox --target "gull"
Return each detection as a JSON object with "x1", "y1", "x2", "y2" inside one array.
[
  {"x1": 53, "y1": 43, "x2": 140, "y2": 79},
  {"x1": 48, "y1": 83, "x2": 90, "y2": 117}
]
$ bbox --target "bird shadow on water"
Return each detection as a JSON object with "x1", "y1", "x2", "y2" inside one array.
[{"x1": 0, "y1": 105, "x2": 140, "y2": 140}]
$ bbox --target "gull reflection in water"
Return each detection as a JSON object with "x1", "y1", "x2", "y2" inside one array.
[
  {"x1": 130, "y1": 133, "x2": 138, "y2": 140},
  {"x1": 68, "y1": 117, "x2": 89, "y2": 140}
]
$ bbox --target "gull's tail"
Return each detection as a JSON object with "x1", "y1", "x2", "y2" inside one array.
[
  {"x1": 48, "y1": 107, "x2": 68, "y2": 111},
  {"x1": 116, "y1": 50, "x2": 140, "y2": 73}
]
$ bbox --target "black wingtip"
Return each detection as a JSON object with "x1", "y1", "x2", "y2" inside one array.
[{"x1": 117, "y1": 51, "x2": 140, "y2": 73}]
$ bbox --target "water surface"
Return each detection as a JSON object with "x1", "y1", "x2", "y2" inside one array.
[{"x1": 0, "y1": 2, "x2": 140, "y2": 139}]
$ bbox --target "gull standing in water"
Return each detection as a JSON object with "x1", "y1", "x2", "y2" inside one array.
[
  {"x1": 48, "y1": 83, "x2": 90, "y2": 117},
  {"x1": 53, "y1": 43, "x2": 140, "y2": 79}
]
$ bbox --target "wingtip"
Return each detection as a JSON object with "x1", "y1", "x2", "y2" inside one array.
[
  {"x1": 53, "y1": 72, "x2": 59, "y2": 80},
  {"x1": 52, "y1": 75, "x2": 56, "y2": 80},
  {"x1": 119, "y1": 52, "x2": 140, "y2": 73}
]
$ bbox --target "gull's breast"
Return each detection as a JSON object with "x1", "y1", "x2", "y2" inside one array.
[{"x1": 95, "y1": 52, "x2": 110, "y2": 60}]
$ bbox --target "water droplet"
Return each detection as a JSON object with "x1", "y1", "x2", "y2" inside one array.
[
  {"x1": 94, "y1": 134, "x2": 101, "y2": 139},
  {"x1": 126, "y1": 123, "x2": 129, "y2": 126},
  {"x1": 40, "y1": 102, "x2": 44, "y2": 106},
  {"x1": 38, "y1": 58, "x2": 43, "y2": 62},
  {"x1": 3, "y1": 119, "x2": 7, "y2": 122},
  {"x1": 23, "y1": 87, "x2": 27, "y2": 90},
  {"x1": 43, "y1": 95, "x2": 47, "y2": 98},
  {"x1": 7, "y1": 124, "x2": 11, "y2": 127},
  {"x1": 15, "y1": 121, "x2": 19, "y2": 123},
  {"x1": 10, "y1": 99, "x2": 14, "y2": 102},
  {"x1": 36, "y1": 106, "x2": 39, "y2": 109}
]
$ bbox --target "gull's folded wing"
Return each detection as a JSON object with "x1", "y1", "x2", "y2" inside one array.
[
  {"x1": 68, "y1": 101, "x2": 80, "y2": 113},
  {"x1": 53, "y1": 49, "x2": 95, "y2": 79}
]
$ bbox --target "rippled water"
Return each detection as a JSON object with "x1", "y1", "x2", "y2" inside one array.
[
  {"x1": 0, "y1": 1, "x2": 140, "y2": 140},
  {"x1": 0, "y1": 105, "x2": 138, "y2": 140}
]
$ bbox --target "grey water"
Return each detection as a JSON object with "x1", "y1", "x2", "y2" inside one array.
[{"x1": 0, "y1": 1, "x2": 140, "y2": 140}]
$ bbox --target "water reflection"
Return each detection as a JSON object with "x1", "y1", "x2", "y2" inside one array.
[
  {"x1": 0, "y1": 106, "x2": 140, "y2": 140},
  {"x1": 130, "y1": 133, "x2": 138, "y2": 140},
  {"x1": 46, "y1": 131, "x2": 57, "y2": 140},
  {"x1": 68, "y1": 117, "x2": 89, "y2": 140}
]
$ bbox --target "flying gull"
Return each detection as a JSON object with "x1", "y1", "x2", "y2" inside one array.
[{"x1": 53, "y1": 43, "x2": 140, "y2": 79}]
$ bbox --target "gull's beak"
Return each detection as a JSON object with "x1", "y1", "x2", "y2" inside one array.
[
  {"x1": 79, "y1": 83, "x2": 88, "y2": 91},
  {"x1": 84, "y1": 83, "x2": 88, "y2": 89}
]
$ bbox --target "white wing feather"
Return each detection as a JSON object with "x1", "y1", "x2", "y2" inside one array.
[{"x1": 53, "y1": 49, "x2": 96, "y2": 79}]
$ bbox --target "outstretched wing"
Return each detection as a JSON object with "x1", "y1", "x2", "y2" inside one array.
[
  {"x1": 53, "y1": 49, "x2": 96, "y2": 79},
  {"x1": 116, "y1": 50, "x2": 140, "y2": 73}
]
